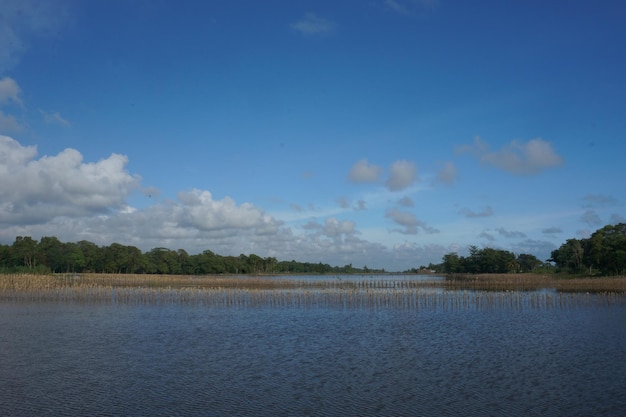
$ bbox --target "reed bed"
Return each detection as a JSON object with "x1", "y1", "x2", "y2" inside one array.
[
  {"x1": 1, "y1": 273, "x2": 625, "y2": 310},
  {"x1": 444, "y1": 273, "x2": 626, "y2": 293},
  {"x1": 0, "y1": 273, "x2": 442, "y2": 292}
]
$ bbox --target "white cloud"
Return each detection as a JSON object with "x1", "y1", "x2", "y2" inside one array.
[
  {"x1": 385, "y1": 208, "x2": 438, "y2": 235},
  {"x1": 580, "y1": 209, "x2": 602, "y2": 227},
  {"x1": 1, "y1": 196, "x2": 282, "y2": 256},
  {"x1": 0, "y1": 77, "x2": 22, "y2": 106},
  {"x1": 0, "y1": 111, "x2": 22, "y2": 132},
  {"x1": 336, "y1": 197, "x2": 366, "y2": 211},
  {"x1": 291, "y1": 13, "x2": 335, "y2": 36},
  {"x1": 460, "y1": 205, "x2": 493, "y2": 218},
  {"x1": 386, "y1": 159, "x2": 418, "y2": 191},
  {"x1": 397, "y1": 196, "x2": 414, "y2": 207},
  {"x1": 458, "y1": 136, "x2": 564, "y2": 175},
  {"x1": 495, "y1": 227, "x2": 527, "y2": 239},
  {"x1": 336, "y1": 196, "x2": 350, "y2": 209},
  {"x1": 0, "y1": 135, "x2": 139, "y2": 223},
  {"x1": 323, "y1": 217, "x2": 356, "y2": 237},
  {"x1": 435, "y1": 161, "x2": 457, "y2": 185},
  {"x1": 292, "y1": 217, "x2": 396, "y2": 267},
  {"x1": 0, "y1": 78, "x2": 25, "y2": 132},
  {"x1": 303, "y1": 217, "x2": 356, "y2": 239},
  {"x1": 0, "y1": 136, "x2": 404, "y2": 267},
  {"x1": 142, "y1": 186, "x2": 160, "y2": 199},
  {"x1": 582, "y1": 193, "x2": 619, "y2": 208},
  {"x1": 40, "y1": 110, "x2": 71, "y2": 127},
  {"x1": 175, "y1": 189, "x2": 279, "y2": 233},
  {"x1": 0, "y1": 133, "x2": 576, "y2": 272},
  {"x1": 348, "y1": 159, "x2": 383, "y2": 183}
]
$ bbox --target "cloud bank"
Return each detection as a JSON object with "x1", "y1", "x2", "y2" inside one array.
[
  {"x1": 0, "y1": 136, "x2": 138, "y2": 223},
  {"x1": 1, "y1": 135, "x2": 451, "y2": 270},
  {"x1": 458, "y1": 137, "x2": 564, "y2": 175}
]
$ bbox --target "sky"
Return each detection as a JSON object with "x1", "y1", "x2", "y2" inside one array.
[{"x1": 1, "y1": 0, "x2": 625, "y2": 271}]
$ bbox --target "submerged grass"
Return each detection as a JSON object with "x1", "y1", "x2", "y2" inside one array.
[{"x1": 1, "y1": 273, "x2": 625, "y2": 309}]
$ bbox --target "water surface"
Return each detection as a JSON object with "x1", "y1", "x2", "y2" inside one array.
[{"x1": 1, "y1": 297, "x2": 625, "y2": 416}]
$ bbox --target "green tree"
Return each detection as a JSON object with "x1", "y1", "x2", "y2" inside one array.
[
  {"x1": 193, "y1": 250, "x2": 226, "y2": 274},
  {"x1": 0, "y1": 243, "x2": 11, "y2": 270},
  {"x1": 177, "y1": 249, "x2": 193, "y2": 274},
  {"x1": 477, "y1": 248, "x2": 516, "y2": 273},
  {"x1": 443, "y1": 252, "x2": 463, "y2": 273},
  {"x1": 145, "y1": 248, "x2": 180, "y2": 274},
  {"x1": 12, "y1": 236, "x2": 38, "y2": 269},
  {"x1": 264, "y1": 256, "x2": 277, "y2": 274},
  {"x1": 550, "y1": 238, "x2": 584, "y2": 273},
  {"x1": 61, "y1": 242, "x2": 86, "y2": 272},
  {"x1": 588, "y1": 223, "x2": 626, "y2": 275},
  {"x1": 37, "y1": 236, "x2": 64, "y2": 272},
  {"x1": 101, "y1": 243, "x2": 126, "y2": 273},
  {"x1": 77, "y1": 240, "x2": 102, "y2": 272},
  {"x1": 248, "y1": 254, "x2": 264, "y2": 274},
  {"x1": 516, "y1": 253, "x2": 542, "y2": 272}
]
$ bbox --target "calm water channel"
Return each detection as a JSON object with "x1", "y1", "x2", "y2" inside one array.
[{"x1": 1, "y1": 291, "x2": 625, "y2": 416}]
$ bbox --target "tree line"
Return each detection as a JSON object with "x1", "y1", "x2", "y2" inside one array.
[
  {"x1": 440, "y1": 246, "x2": 545, "y2": 274},
  {"x1": 0, "y1": 236, "x2": 383, "y2": 275},
  {"x1": 548, "y1": 223, "x2": 626, "y2": 275},
  {"x1": 438, "y1": 223, "x2": 626, "y2": 276},
  {"x1": 2, "y1": 222, "x2": 623, "y2": 276}
]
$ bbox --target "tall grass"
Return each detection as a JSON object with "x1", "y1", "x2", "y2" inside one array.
[
  {"x1": 444, "y1": 273, "x2": 626, "y2": 293},
  {"x1": 1, "y1": 273, "x2": 624, "y2": 309}
]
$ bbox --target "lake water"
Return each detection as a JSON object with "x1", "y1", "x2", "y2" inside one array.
[{"x1": 1, "y1": 291, "x2": 625, "y2": 416}]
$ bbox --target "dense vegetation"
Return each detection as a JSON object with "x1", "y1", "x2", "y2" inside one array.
[
  {"x1": 437, "y1": 223, "x2": 626, "y2": 276},
  {"x1": 0, "y1": 236, "x2": 382, "y2": 275},
  {"x1": 548, "y1": 223, "x2": 626, "y2": 275},
  {"x1": 439, "y1": 247, "x2": 545, "y2": 274}
]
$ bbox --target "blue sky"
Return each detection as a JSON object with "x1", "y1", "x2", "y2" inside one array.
[{"x1": 1, "y1": 0, "x2": 625, "y2": 271}]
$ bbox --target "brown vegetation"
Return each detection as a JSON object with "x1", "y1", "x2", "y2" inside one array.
[
  {"x1": 0, "y1": 273, "x2": 624, "y2": 309},
  {"x1": 445, "y1": 273, "x2": 626, "y2": 293}
]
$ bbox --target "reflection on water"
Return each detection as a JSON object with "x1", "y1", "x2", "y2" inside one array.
[
  {"x1": 1, "y1": 298, "x2": 625, "y2": 416},
  {"x1": 272, "y1": 273, "x2": 445, "y2": 282}
]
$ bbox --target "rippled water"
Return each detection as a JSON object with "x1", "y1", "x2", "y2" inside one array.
[{"x1": 1, "y1": 298, "x2": 625, "y2": 416}]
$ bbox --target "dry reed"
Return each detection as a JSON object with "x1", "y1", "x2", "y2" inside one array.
[
  {"x1": 1, "y1": 273, "x2": 624, "y2": 310},
  {"x1": 444, "y1": 273, "x2": 626, "y2": 293}
]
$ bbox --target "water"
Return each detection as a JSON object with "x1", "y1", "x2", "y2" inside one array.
[
  {"x1": 270, "y1": 273, "x2": 444, "y2": 283},
  {"x1": 1, "y1": 297, "x2": 625, "y2": 416}
]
